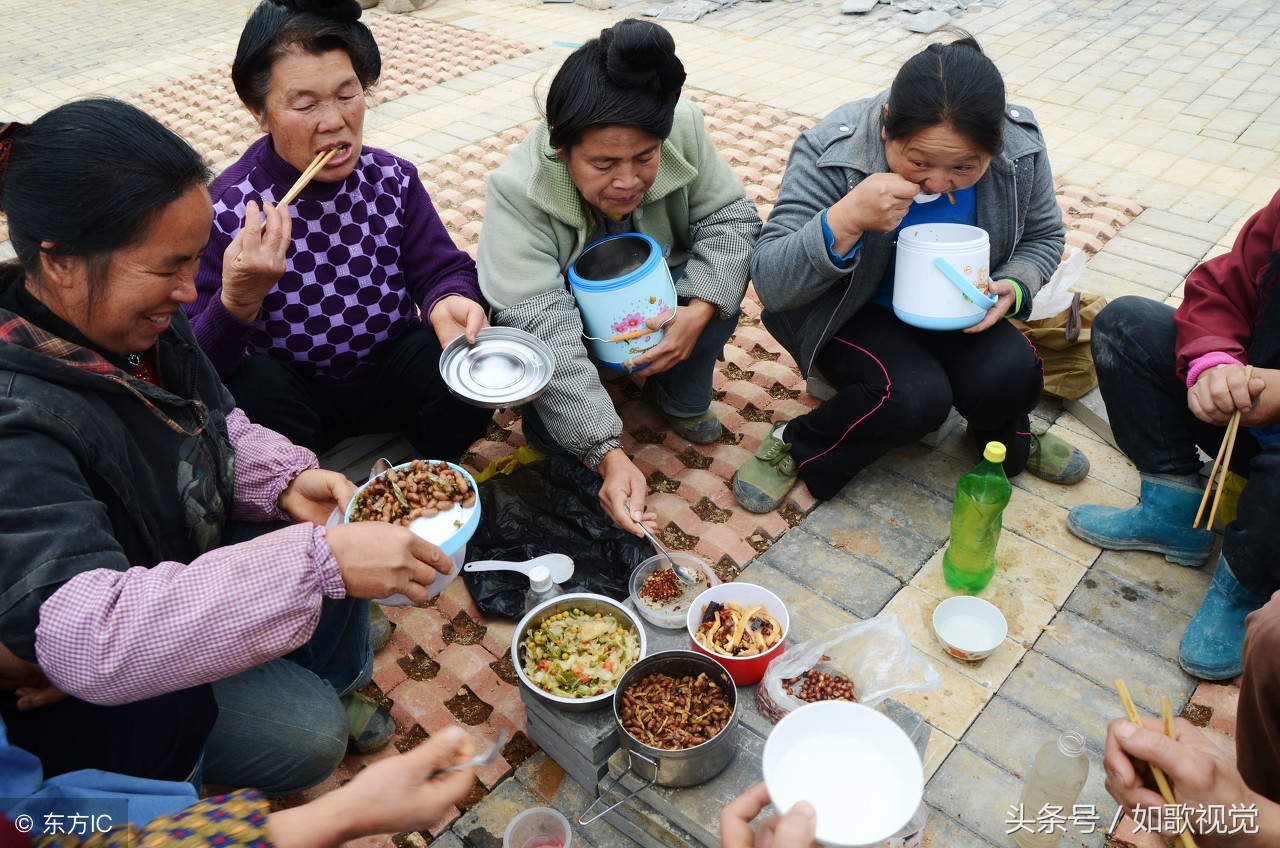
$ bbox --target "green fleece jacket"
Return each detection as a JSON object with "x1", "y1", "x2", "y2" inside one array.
[{"x1": 477, "y1": 100, "x2": 759, "y2": 466}]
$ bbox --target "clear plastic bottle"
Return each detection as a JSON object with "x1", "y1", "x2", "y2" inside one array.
[
  {"x1": 1012, "y1": 730, "x2": 1091, "y2": 848},
  {"x1": 942, "y1": 441, "x2": 1012, "y2": 594},
  {"x1": 524, "y1": 565, "x2": 565, "y2": 613}
]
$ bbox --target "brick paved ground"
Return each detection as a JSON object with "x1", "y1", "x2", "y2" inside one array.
[{"x1": 3, "y1": 0, "x2": 1278, "y2": 846}]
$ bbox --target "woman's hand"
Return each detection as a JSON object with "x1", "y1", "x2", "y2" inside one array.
[
  {"x1": 627, "y1": 299, "x2": 716, "y2": 374},
  {"x1": 220, "y1": 199, "x2": 292, "y2": 322},
  {"x1": 1104, "y1": 716, "x2": 1280, "y2": 847},
  {"x1": 0, "y1": 641, "x2": 67, "y2": 710},
  {"x1": 1188, "y1": 364, "x2": 1274, "y2": 428},
  {"x1": 720, "y1": 782, "x2": 818, "y2": 848},
  {"x1": 429, "y1": 295, "x2": 488, "y2": 348},
  {"x1": 267, "y1": 725, "x2": 477, "y2": 848},
  {"x1": 826, "y1": 173, "x2": 918, "y2": 253},
  {"x1": 597, "y1": 449, "x2": 657, "y2": 536},
  {"x1": 278, "y1": 469, "x2": 358, "y2": 527},
  {"x1": 963, "y1": 278, "x2": 1018, "y2": 334},
  {"x1": 325, "y1": 522, "x2": 455, "y2": 603}
]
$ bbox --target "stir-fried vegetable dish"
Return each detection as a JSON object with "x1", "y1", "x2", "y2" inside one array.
[
  {"x1": 694, "y1": 600, "x2": 783, "y2": 657},
  {"x1": 520, "y1": 608, "x2": 641, "y2": 698}
]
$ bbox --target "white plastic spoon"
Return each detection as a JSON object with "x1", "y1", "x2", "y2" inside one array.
[{"x1": 463, "y1": 553, "x2": 575, "y2": 584}]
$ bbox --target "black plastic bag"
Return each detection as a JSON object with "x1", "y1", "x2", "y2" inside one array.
[{"x1": 462, "y1": 454, "x2": 653, "y2": 619}]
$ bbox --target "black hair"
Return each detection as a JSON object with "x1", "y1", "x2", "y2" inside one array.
[
  {"x1": 884, "y1": 34, "x2": 1006, "y2": 158},
  {"x1": 545, "y1": 18, "x2": 687, "y2": 154},
  {"x1": 0, "y1": 98, "x2": 210, "y2": 296},
  {"x1": 232, "y1": 0, "x2": 381, "y2": 113}
]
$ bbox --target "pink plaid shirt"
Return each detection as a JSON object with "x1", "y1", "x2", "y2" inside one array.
[{"x1": 34, "y1": 409, "x2": 346, "y2": 706}]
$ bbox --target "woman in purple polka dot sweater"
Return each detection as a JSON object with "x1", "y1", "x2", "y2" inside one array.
[{"x1": 187, "y1": 0, "x2": 493, "y2": 460}]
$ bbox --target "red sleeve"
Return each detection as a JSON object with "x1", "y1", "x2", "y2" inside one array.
[
  {"x1": 1174, "y1": 190, "x2": 1280, "y2": 380},
  {"x1": 1, "y1": 816, "x2": 30, "y2": 848}
]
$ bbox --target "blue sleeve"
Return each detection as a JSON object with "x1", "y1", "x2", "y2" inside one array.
[{"x1": 821, "y1": 210, "x2": 861, "y2": 268}]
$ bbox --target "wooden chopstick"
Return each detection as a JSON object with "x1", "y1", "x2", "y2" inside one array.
[
  {"x1": 255, "y1": 148, "x2": 338, "y2": 233},
  {"x1": 1195, "y1": 365, "x2": 1254, "y2": 529},
  {"x1": 1115, "y1": 680, "x2": 1198, "y2": 848}
]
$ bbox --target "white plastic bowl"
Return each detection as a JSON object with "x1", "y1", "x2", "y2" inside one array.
[
  {"x1": 932, "y1": 595, "x2": 1008, "y2": 661},
  {"x1": 762, "y1": 701, "x2": 923, "y2": 847}
]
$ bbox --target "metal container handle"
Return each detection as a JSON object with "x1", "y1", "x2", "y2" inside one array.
[{"x1": 577, "y1": 750, "x2": 658, "y2": 826}]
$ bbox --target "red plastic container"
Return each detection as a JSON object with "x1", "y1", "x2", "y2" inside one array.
[{"x1": 686, "y1": 583, "x2": 789, "y2": 685}]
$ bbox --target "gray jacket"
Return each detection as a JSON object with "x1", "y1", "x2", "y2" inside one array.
[{"x1": 751, "y1": 91, "x2": 1065, "y2": 378}]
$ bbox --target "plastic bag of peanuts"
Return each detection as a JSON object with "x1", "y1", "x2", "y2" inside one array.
[{"x1": 756, "y1": 614, "x2": 941, "y2": 724}]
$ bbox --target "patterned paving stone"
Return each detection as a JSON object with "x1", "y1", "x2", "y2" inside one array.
[{"x1": 757, "y1": 523, "x2": 903, "y2": 619}]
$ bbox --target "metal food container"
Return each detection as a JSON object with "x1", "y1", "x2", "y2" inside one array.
[
  {"x1": 579, "y1": 650, "x2": 739, "y2": 825},
  {"x1": 440, "y1": 326, "x2": 555, "y2": 409},
  {"x1": 511, "y1": 593, "x2": 648, "y2": 713}
]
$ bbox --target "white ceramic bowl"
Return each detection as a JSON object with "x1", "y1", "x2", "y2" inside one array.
[
  {"x1": 763, "y1": 701, "x2": 923, "y2": 847},
  {"x1": 932, "y1": 595, "x2": 1008, "y2": 661},
  {"x1": 629, "y1": 553, "x2": 720, "y2": 630}
]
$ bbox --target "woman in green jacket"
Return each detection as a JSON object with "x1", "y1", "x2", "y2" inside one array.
[{"x1": 477, "y1": 19, "x2": 760, "y2": 535}]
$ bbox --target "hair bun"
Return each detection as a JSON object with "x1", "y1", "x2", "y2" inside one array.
[
  {"x1": 277, "y1": 0, "x2": 363, "y2": 22},
  {"x1": 603, "y1": 19, "x2": 686, "y2": 96}
]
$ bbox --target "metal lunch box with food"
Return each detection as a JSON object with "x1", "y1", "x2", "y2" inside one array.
[
  {"x1": 440, "y1": 326, "x2": 555, "y2": 409},
  {"x1": 578, "y1": 650, "x2": 740, "y2": 825},
  {"x1": 511, "y1": 593, "x2": 648, "y2": 713}
]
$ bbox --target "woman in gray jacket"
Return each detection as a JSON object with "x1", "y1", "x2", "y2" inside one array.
[{"x1": 734, "y1": 36, "x2": 1088, "y2": 512}]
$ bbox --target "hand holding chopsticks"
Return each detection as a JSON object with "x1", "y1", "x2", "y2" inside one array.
[
  {"x1": 1194, "y1": 365, "x2": 1254, "y2": 530},
  {"x1": 1115, "y1": 680, "x2": 1199, "y2": 848}
]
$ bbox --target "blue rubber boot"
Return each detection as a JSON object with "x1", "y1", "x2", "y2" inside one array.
[
  {"x1": 1066, "y1": 473, "x2": 1214, "y2": 566},
  {"x1": 1179, "y1": 556, "x2": 1267, "y2": 680}
]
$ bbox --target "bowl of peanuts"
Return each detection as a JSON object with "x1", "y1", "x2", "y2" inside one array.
[{"x1": 344, "y1": 459, "x2": 480, "y2": 602}]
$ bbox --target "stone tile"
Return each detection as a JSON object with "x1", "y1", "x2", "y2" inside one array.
[
  {"x1": 733, "y1": 559, "x2": 862, "y2": 643},
  {"x1": 890, "y1": 656, "x2": 994, "y2": 740},
  {"x1": 883, "y1": 587, "x2": 1025, "y2": 692},
  {"x1": 1091, "y1": 547, "x2": 1216, "y2": 615},
  {"x1": 757, "y1": 526, "x2": 904, "y2": 619},
  {"x1": 919, "y1": 806, "x2": 999, "y2": 848},
  {"x1": 836, "y1": 464, "x2": 955, "y2": 545},
  {"x1": 1063, "y1": 568, "x2": 1191, "y2": 663},
  {"x1": 924, "y1": 745, "x2": 1027, "y2": 845},
  {"x1": 1036, "y1": 611, "x2": 1197, "y2": 716},
  {"x1": 999, "y1": 653, "x2": 1125, "y2": 755},
  {"x1": 921, "y1": 729, "x2": 955, "y2": 784},
  {"x1": 799, "y1": 498, "x2": 941, "y2": 582},
  {"x1": 1002, "y1": 489, "x2": 1101, "y2": 567}
]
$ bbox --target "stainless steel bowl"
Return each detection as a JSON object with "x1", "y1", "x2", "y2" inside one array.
[
  {"x1": 511, "y1": 593, "x2": 648, "y2": 712},
  {"x1": 612, "y1": 650, "x2": 739, "y2": 787}
]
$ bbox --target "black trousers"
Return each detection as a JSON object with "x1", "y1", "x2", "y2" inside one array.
[
  {"x1": 788, "y1": 305, "x2": 1043, "y2": 500},
  {"x1": 225, "y1": 326, "x2": 494, "y2": 461},
  {"x1": 1092, "y1": 295, "x2": 1277, "y2": 595}
]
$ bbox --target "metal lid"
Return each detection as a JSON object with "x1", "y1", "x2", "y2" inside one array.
[{"x1": 440, "y1": 326, "x2": 555, "y2": 408}]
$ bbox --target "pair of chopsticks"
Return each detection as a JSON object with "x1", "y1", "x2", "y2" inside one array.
[
  {"x1": 255, "y1": 148, "x2": 338, "y2": 233},
  {"x1": 1194, "y1": 364, "x2": 1254, "y2": 529},
  {"x1": 1115, "y1": 679, "x2": 1199, "y2": 848}
]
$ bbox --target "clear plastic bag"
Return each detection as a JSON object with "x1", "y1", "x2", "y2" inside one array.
[{"x1": 756, "y1": 614, "x2": 941, "y2": 723}]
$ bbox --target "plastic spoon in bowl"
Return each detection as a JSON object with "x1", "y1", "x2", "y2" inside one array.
[
  {"x1": 463, "y1": 553, "x2": 575, "y2": 584},
  {"x1": 625, "y1": 498, "x2": 700, "y2": 585}
]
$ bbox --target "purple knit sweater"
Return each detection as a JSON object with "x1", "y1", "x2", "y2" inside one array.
[{"x1": 189, "y1": 137, "x2": 482, "y2": 385}]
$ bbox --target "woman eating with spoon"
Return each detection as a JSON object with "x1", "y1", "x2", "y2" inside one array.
[
  {"x1": 187, "y1": 0, "x2": 493, "y2": 462},
  {"x1": 733, "y1": 34, "x2": 1090, "y2": 514}
]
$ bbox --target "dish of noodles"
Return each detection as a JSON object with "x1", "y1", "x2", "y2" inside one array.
[
  {"x1": 520, "y1": 608, "x2": 642, "y2": 699},
  {"x1": 693, "y1": 600, "x2": 784, "y2": 657}
]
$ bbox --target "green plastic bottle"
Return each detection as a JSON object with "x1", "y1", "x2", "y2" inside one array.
[{"x1": 943, "y1": 441, "x2": 1012, "y2": 594}]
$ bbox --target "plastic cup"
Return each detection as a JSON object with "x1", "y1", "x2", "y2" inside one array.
[{"x1": 502, "y1": 807, "x2": 572, "y2": 848}]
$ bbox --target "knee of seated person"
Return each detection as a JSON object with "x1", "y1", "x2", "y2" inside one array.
[
  {"x1": 257, "y1": 696, "x2": 349, "y2": 796},
  {"x1": 1092, "y1": 296, "x2": 1160, "y2": 346}
]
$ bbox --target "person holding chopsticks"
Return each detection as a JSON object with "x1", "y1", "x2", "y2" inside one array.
[
  {"x1": 0, "y1": 100, "x2": 456, "y2": 792},
  {"x1": 1067, "y1": 188, "x2": 1280, "y2": 681},
  {"x1": 187, "y1": 0, "x2": 493, "y2": 463}
]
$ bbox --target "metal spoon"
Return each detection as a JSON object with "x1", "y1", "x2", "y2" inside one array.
[
  {"x1": 626, "y1": 498, "x2": 700, "y2": 585},
  {"x1": 431, "y1": 728, "x2": 510, "y2": 777}
]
